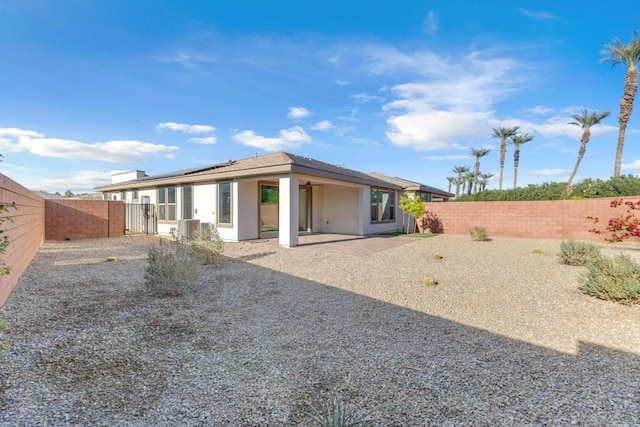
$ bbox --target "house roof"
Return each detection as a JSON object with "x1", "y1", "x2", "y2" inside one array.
[
  {"x1": 367, "y1": 172, "x2": 453, "y2": 198},
  {"x1": 95, "y1": 151, "x2": 404, "y2": 192}
]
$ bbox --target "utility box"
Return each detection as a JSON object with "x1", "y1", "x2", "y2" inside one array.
[{"x1": 177, "y1": 219, "x2": 201, "y2": 241}]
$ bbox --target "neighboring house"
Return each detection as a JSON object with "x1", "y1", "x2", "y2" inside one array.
[
  {"x1": 366, "y1": 172, "x2": 454, "y2": 202},
  {"x1": 95, "y1": 152, "x2": 450, "y2": 247}
]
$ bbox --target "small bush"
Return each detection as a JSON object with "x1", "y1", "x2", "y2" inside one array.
[
  {"x1": 188, "y1": 224, "x2": 224, "y2": 265},
  {"x1": 532, "y1": 248, "x2": 542, "y2": 254},
  {"x1": 106, "y1": 256, "x2": 117, "y2": 262},
  {"x1": 303, "y1": 392, "x2": 377, "y2": 427},
  {"x1": 422, "y1": 277, "x2": 437, "y2": 286},
  {"x1": 470, "y1": 226, "x2": 489, "y2": 241},
  {"x1": 144, "y1": 241, "x2": 199, "y2": 296},
  {"x1": 433, "y1": 253, "x2": 443, "y2": 260},
  {"x1": 579, "y1": 254, "x2": 640, "y2": 304},
  {"x1": 558, "y1": 240, "x2": 601, "y2": 266}
]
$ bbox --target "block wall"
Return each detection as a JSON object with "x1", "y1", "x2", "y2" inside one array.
[
  {"x1": 0, "y1": 174, "x2": 45, "y2": 306},
  {"x1": 45, "y1": 200, "x2": 125, "y2": 240},
  {"x1": 418, "y1": 197, "x2": 637, "y2": 241}
]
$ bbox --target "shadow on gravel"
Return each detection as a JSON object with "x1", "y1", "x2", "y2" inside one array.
[{"x1": 1, "y1": 238, "x2": 639, "y2": 425}]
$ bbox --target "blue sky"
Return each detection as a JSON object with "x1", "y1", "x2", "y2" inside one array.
[{"x1": 1, "y1": 1, "x2": 639, "y2": 193}]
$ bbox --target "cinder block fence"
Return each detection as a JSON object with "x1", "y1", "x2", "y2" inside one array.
[
  {"x1": 419, "y1": 198, "x2": 635, "y2": 241},
  {"x1": 0, "y1": 173, "x2": 125, "y2": 305},
  {"x1": 45, "y1": 199, "x2": 124, "y2": 240},
  {"x1": 0, "y1": 174, "x2": 45, "y2": 305}
]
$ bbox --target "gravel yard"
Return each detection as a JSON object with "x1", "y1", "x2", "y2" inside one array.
[{"x1": 1, "y1": 234, "x2": 640, "y2": 425}]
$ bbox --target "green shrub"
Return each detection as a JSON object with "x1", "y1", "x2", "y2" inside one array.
[
  {"x1": 188, "y1": 224, "x2": 224, "y2": 265},
  {"x1": 433, "y1": 253, "x2": 443, "y2": 260},
  {"x1": 455, "y1": 175, "x2": 640, "y2": 201},
  {"x1": 470, "y1": 226, "x2": 489, "y2": 241},
  {"x1": 532, "y1": 248, "x2": 542, "y2": 254},
  {"x1": 144, "y1": 241, "x2": 199, "y2": 296},
  {"x1": 557, "y1": 240, "x2": 601, "y2": 266},
  {"x1": 579, "y1": 254, "x2": 640, "y2": 304}
]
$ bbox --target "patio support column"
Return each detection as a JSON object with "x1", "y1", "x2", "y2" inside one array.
[
  {"x1": 279, "y1": 175, "x2": 299, "y2": 248},
  {"x1": 357, "y1": 187, "x2": 366, "y2": 235}
]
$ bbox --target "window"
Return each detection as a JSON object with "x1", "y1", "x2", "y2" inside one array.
[
  {"x1": 133, "y1": 190, "x2": 139, "y2": 202},
  {"x1": 217, "y1": 181, "x2": 232, "y2": 225},
  {"x1": 418, "y1": 192, "x2": 431, "y2": 203},
  {"x1": 158, "y1": 186, "x2": 176, "y2": 222},
  {"x1": 182, "y1": 185, "x2": 193, "y2": 220},
  {"x1": 121, "y1": 191, "x2": 126, "y2": 202},
  {"x1": 371, "y1": 188, "x2": 395, "y2": 222}
]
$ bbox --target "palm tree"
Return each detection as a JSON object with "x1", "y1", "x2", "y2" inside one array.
[
  {"x1": 564, "y1": 109, "x2": 611, "y2": 195},
  {"x1": 464, "y1": 171, "x2": 475, "y2": 195},
  {"x1": 479, "y1": 172, "x2": 495, "y2": 192},
  {"x1": 452, "y1": 166, "x2": 469, "y2": 198},
  {"x1": 508, "y1": 133, "x2": 534, "y2": 189},
  {"x1": 470, "y1": 148, "x2": 491, "y2": 195},
  {"x1": 491, "y1": 126, "x2": 520, "y2": 191},
  {"x1": 445, "y1": 176, "x2": 456, "y2": 193},
  {"x1": 601, "y1": 31, "x2": 640, "y2": 177}
]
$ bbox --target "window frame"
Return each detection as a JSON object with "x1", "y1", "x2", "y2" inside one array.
[
  {"x1": 217, "y1": 181, "x2": 232, "y2": 227},
  {"x1": 182, "y1": 185, "x2": 193, "y2": 220},
  {"x1": 370, "y1": 187, "x2": 396, "y2": 223},
  {"x1": 157, "y1": 186, "x2": 177, "y2": 223}
]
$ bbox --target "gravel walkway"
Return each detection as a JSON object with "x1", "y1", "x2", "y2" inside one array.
[{"x1": 1, "y1": 234, "x2": 640, "y2": 425}]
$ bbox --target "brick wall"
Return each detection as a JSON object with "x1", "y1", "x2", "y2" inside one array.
[
  {"x1": 0, "y1": 174, "x2": 45, "y2": 306},
  {"x1": 418, "y1": 197, "x2": 635, "y2": 241},
  {"x1": 45, "y1": 200, "x2": 125, "y2": 240}
]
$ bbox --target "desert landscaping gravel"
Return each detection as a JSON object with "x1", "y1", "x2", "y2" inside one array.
[{"x1": 1, "y1": 234, "x2": 640, "y2": 426}]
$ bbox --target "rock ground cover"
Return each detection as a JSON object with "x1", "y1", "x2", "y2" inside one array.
[{"x1": 0, "y1": 234, "x2": 639, "y2": 425}]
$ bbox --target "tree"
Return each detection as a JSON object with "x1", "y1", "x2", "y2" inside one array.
[
  {"x1": 601, "y1": 31, "x2": 640, "y2": 177},
  {"x1": 452, "y1": 166, "x2": 470, "y2": 198},
  {"x1": 399, "y1": 195, "x2": 425, "y2": 233},
  {"x1": 445, "y1": 176, "x2": 456, "y2": 193},
  {"x1": 508, "y1": 133, "x2": 534, "y2": 189},
  {"x1": 479, "y1": 172, "x2": 495, "y2": 192},
  {"x1": 64, "y1": 190, "x2": 75, "y2": 198},
  {"x1": 491, "y1": 126, "x2": 520, "y2": 191},
  {"x1": 464, "y1": 171, "x2": 475, "y2": 195},
  {"x1": 565, "y1": 109, "x2": 611, "y2": 195},
  {"x1": 470, "y1": 148, "x2": 491, "y2": 195}
]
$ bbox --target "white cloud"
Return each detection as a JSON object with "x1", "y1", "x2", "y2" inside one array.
[
  {"x1": 154, "y1": 52, "x2": 217, "y2": 70},
  {"x1": 524, "y1": 168, "x2": 572, "y2": 177},
  {"x1": 0, "y1": 127, "x2": 44, "y2": 138},
  {"x1": 232, "y1": 126, "x2": 311, "y2": 151},
  {"x1": 11, "y1": 169, "x2": 116, "y2": 193},
  {"x1": 525, "y1": 106, "x2": 555, "y2": 115},
  {"x1": 311, "y1": 120, "x2": 333, "y2": 131},
  {"x1": 518, "y1": 8, "x2": 561, "y2": 20},
  {"x1": 374, "y1": 49, "x2": 527, "y2": 151},
  {"x1": 0, "y1": 126, "x2": 179, "y2": 163},
  {"x1": 188, "y1": 136, "x2": 217, "y2": 145},
  {"x1": 336, "y1": 79, "x2": 349, "y2": 85},
  {"x1": 423, "y1": 11, "x2": 438, "y2": 34},
  {"x1": 287, "y1": 107, "x2": 311, "y2": 119},
  {"x1": 156, "y1": 122, "x2": 215, "y2": 134},
  {"x1": 384, "y1": 100, "x2": 488, "y2": 151},
  {"x1": 490, "y1": 113, "x2": 617, "y2": 139},
  {"x1": 423, "y1": 154, "x2": 472, "y2": 161},
  {"x1": 351, "y1": 93, "x2": 384, "y2": 103},
  {"x1": 622, "y1": 159, "x2": 640, "y2": 170}
]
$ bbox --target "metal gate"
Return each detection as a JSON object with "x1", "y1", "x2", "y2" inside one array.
[{"x1": 125, "y1": 203, "x2": 157, "y2": 235}]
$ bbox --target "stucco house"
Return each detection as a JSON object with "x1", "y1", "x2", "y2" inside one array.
[{"x1": 95, "y1": 152, "x2": 452, "y2": 247}]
